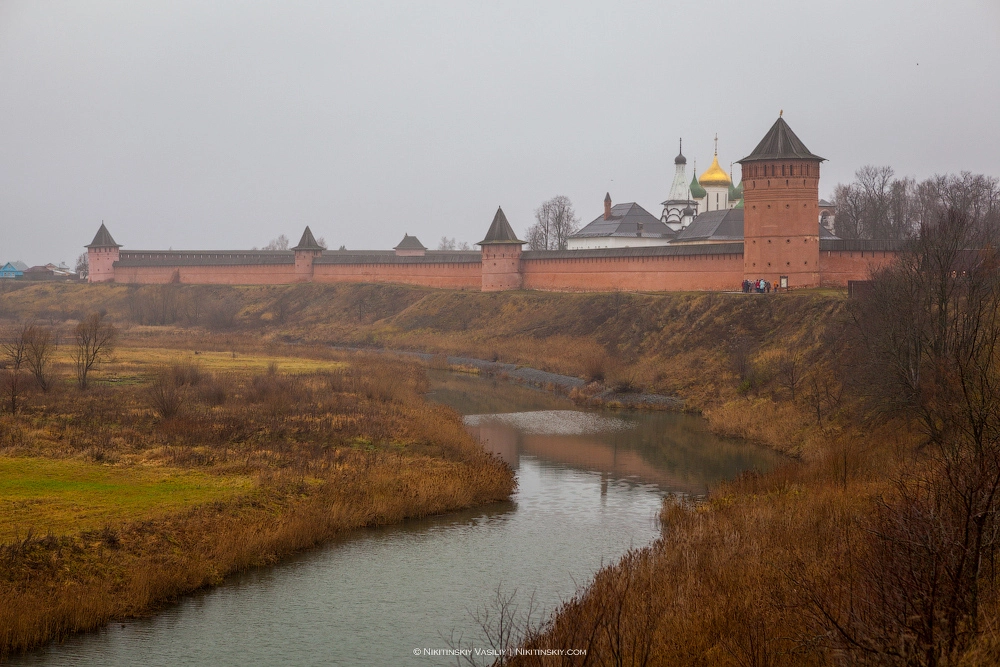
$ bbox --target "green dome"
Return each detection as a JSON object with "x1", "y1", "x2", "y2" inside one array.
[
  {"x1": 734, "y1": 199, "x2": 744, "y2": 209},
  {"x1": 729, "y1": 181, "x2": 743, "y2": 201},
  {"x1": 689, "y1": 174, "x2": 707, "y2": 199}
]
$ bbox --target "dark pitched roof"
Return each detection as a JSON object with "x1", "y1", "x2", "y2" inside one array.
[
  {"x1": 525, "y1": 243, "x2": 744, "y2": 260},
  {"x1": 115, "y1": 251, "x2": 294, "y2": 267},
  {"x1": 478, "y1": 207, "x2": 525, "y2": 245},
  {"x1": 315, "y1": 251, "x2": 481, "y2": 265},
  {"x1": 738, "y1": 116, "x2": 825, "y2": 163},
  {"x1": 674, "y1": 209, "x2": 745, "y2": 243},
  {"x1": 819, "y1": 239, "x2": 902, "y2": 252},
  {"x1": 674, "y1": 208, "x2": 840, "y2": 243},
  {"x1": 292, "y1": 226, "x2": 324, "y2": 250},
  {"x1": 394, "y1": 234, "x2": 426, "y2": 250},
  {"x1": 86, "y1": 223, "x2": 121, "y2": 248},
  {"x1": 571, "y1": 202, "x2": 675, "y2": 239}
]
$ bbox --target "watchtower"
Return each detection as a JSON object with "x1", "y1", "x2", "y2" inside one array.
[
  {"x1": 292, "y1": 226, "x2": 323, "y2": 281},
  {"x1": 478, "y1": 207, "x2": 525, "y2": 292},
  {"x1": 86, "y1": 223, "x2": 121, "y2": 283},
  {"x1": 738, "y1": 114, "x2": 825, "y2": 288}
]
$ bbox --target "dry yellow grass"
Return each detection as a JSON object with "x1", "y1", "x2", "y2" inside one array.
[{"x1": 0, "y1": 335, "x2": 514, "y2": 658}]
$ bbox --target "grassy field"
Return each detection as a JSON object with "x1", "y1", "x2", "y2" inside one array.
[
  {"x1": 0, "y1": 311, "x2": 515, "y2": 657},
  {"x1": 0, "y1": 457, "x2": 252, "y2": 542}
]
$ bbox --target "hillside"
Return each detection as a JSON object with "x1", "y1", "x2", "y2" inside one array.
[{"x1": 0, "y1": 282, "x2": 849, "y2": 452}]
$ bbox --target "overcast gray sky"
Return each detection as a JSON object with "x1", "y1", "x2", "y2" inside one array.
[{"x1": 1, "y1": 0, "x2": 998, "y2": 266}]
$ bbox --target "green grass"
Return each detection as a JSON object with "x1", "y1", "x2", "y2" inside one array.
[{"x1": 0, "y1": 457, "x2": 253, "y2": 541}]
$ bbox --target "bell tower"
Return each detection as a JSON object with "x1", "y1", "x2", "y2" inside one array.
[{"x1": 738, "y1": 113, "x2": 825, "y2": 288}]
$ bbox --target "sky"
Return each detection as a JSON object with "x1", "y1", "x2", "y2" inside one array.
[{"x1": 1, "y1": 1, "x2": 998, "y2": 266}]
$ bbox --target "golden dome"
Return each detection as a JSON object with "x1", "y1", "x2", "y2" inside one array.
[{"x1": 699, "y1": 153, "x2": 732, "y2": 187}]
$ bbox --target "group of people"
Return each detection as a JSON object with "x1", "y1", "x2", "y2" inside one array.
[{"x1": 742, "y1": 278, "x2": 772, "y2": 294}]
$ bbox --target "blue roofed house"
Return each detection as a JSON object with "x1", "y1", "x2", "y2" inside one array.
[{"x1": 0, "y1": 261, "x2": 27, "y2": 279}]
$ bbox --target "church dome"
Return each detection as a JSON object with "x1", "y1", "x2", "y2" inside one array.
[
  {"x1": 729, "y1": 181, "x2": 743, "y2": 200},
  {"x1": 674, "y1": 138, "x2": 686, "y2": 165},
  {"x1": 699, "y1": 154, "x2": 732, "y2": 187},
  {"x1": 689, "y1": 174, "x2": 707, "y2": 199}
]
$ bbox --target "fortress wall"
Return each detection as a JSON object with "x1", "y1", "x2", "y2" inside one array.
[
  {"x1": 114, "y1": 264, "x2": 298, "y2": 285},
  {"x1": 521, "y1": 253, "x2": 744, "y2": 292},
  {"x1": 312, "y1": 261, "x2": 481, "y2": 290},
  {"x1": 819, "y1": 250, "x2": 898, "y2": 286}
]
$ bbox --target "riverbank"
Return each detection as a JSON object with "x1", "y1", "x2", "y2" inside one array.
[
  {"x1": 9, "y1": 282, "x2": 977, "y2": 664},
  {"x1": 0, "y1": 338, "x2": 514, "y2": 659}
]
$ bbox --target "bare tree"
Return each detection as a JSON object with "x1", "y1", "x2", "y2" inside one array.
[
  {"x1": 73, "y1": 312, "x2": 117, "y2": 389},
  {"x1": 832, "y1": 168, "x2": 999, "y2": 242},
  {"x1": 526, "y1": 196, "x2": 580, "y2": 250},
  {"x1": 24, "y1": 324, "x2": 54, "y2": 391},
  {"x1": 438, "y1": 236, "x2": 456, "y2": 250},
  {"x1": 75, "y1": 252, "x2": 89, "y2": 280},
  {"x1": 777, "y1": 351, "x2": 803, "y2": 401},
  {"x1": 263, "y1": 234, "x2": 290, "y2": 250},
  {"x1": 811, "y1": 207, "x2": 1000, "y2": 663},
  {"x1": 1, "y1": 324, "x2": 29, "y2": 412}
]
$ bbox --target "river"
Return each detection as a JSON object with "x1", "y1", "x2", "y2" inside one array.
[{"x1": 13, "y1": 371, "x2": 779, "y2": 666}]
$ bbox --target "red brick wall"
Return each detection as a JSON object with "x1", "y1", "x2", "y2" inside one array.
[
  {"x1": 521, "y1": 252, "x2": 744, "y2": 291},
  {"x1": 819, "y1": 250, "x2": 898, "y2": 287},
  {"x1": 101, "y1": 248, "x2": 898, "y2": 292},
  {"x1": 313, "y1": 262, "x2": 481, "y2": 289},
  {"x1": 114, "y1": 264, "x2": 298, "y2": 284}
]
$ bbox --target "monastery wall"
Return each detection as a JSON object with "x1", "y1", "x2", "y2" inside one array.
[
  {"x1": 114, "y1": 264, "x2": 297, "y2": 285},
  {"x1": 313, "y1": 260, "x2": 481, "y2": 290},
  {"x1": 521, "y1": 251, "x2": 744, "y2": 292},
  {"x1": 819, "y1": 249, "x2": 898, "y2": 287}
]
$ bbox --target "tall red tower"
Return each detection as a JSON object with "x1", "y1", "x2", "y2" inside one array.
[{"x1": 738, "y1": 115, "x2": 825, "y2": 288}]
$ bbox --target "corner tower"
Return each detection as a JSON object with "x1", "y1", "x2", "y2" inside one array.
[
  {"x1": 478, "y1": 207, "x2": 525, "y2": 292},
  {"x1": 738, "y1": 114, "x2": 824, "y2": 288},
  {"x1": 292, "y1": 226, "x2": 323, "y2": 281},
  {"x1": 86, "y1": 223, "x2": 121, "y2": 283}
]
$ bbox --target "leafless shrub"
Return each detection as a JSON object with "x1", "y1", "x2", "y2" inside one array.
[
  {"x1": 170, "y1": 362, "x2": 202, "y2": 387},
  {"x1": 1, "y1": 323, "x2": 29, "y2": 412},
  {"x1": 198, "y1": 377, "x2": 228, "y2": 406},
  {"x1": 776, "y1": 351, "x2": 803, "y2": 401},
  {"x1": 73, "y1": 312, "x2": 116, "y2": 390},
  {"x1": 147, "y1": 371, "x2": 183, "y2": 419},
  {"x1": 24, "y1": 324, "x2": 54, "y2": 391}
]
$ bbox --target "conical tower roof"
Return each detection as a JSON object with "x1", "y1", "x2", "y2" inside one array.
[
  {"x1": 738, "y1": 115, "x2": 825, "y2": 163},
  {"x1": 393, "y1": 234, "x2": 426, "y2": 250},
  {"x1": 86, "y1": 223, "x2": 121, "y2": 248},
  {"x1": 478, "y1": 207, "x2": 525, "y2": 245},
  {"x1": 292, "y1": 226, "x2": 324, "y2": 250}
]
